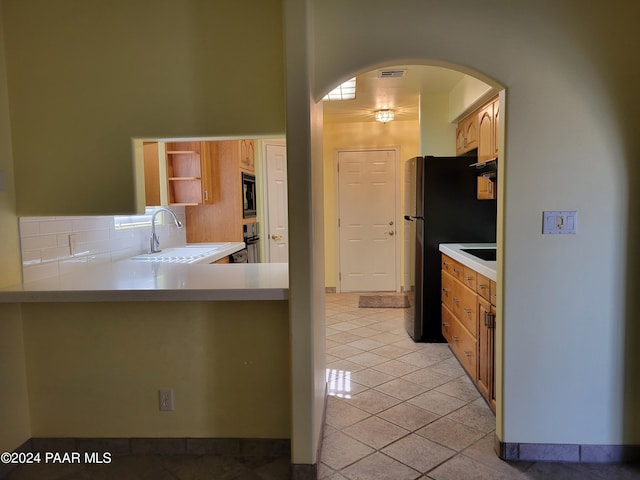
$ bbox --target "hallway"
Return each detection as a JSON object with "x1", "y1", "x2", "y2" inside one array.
[{"x1": 320, "y1": 293, "x2": 640, "y2": 479}]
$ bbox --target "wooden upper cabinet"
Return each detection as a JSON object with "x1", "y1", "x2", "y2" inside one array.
[
  {"x1": 239, "y1": 139, "x2": 255, "y2": 172},
  {"x1": 456, "y1": 114, "x2": 479, "y2": 155},
  {"x1": 477, "y1": 96, "x2": 500, "y2": 163},
  {"x1": 165, "y1": 141, "x2": 217, "y2": 206},
  {"x1": 456, "y1": 95, "x2": 500, "y2": 160},
  {"x1": 477, "y1": 103, "x2": 494, "y2": 163},
  {"x1": 492, "y1": 98, "x2": 500, "y2": 160},
  {"x1": 143, "y1": 142, "x2": 161, "y2": 206}
]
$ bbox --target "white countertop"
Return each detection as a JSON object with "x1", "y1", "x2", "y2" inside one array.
[
  {"x1": 439, "y1": 243, "x2": 497, "y2": 281},
  {"x1": 0, "y1": 243, "x2": 289, "y2": 303}
]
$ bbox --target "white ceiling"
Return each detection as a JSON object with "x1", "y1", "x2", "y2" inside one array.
[{"x1": 322, "y1": 65, "x2": 466, "y2": 124}]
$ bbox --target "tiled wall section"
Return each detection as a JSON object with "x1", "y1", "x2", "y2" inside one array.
[{"x1": 19, "y1": 207, "x2": 186, "y2": 283}]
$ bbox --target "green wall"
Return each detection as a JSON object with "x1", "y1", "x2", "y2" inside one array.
[
  {"x1": 0, "y1": 3, "x2": 30, "y2": 455},
  {"x1": 0, "y1": 305, "x2": 31, "y2": 453},
  {"x1": 2, "y1": 0, "x2": 285, "y2": 215},
  {"x1": 22, "y1": 301, "x2": 290, "y2": 438},
  {"x1": 312, "y1": 0, "x2": 640, "y2": 446}
]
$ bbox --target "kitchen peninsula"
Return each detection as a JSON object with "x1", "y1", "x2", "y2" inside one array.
[
  {"x1": 0, "y1": 261, "x2": 288, "y2": 302},
  {"x1": 0, "y1": 259, "x2": 291, "y2": 450}
]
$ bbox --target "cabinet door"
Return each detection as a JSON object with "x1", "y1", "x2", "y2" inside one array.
[
  {"x1": 492, "y1": 98, "x2": 500, "y2": 159},
  {"x1": 239, "y1": 139, "x2": 255, "y2": 172},
  {"x1": 143, "y1": 142, "x2": 162, "y2": 206},
  {"x1": 490, "y1": 304, "x2": 496, "y2": 411},
  {"x1": 477, "y1": 103, "x2": 494, "y2": 163},
  {"x1": 477, "y1": 175, "x2": 496, "y2": 200},
  {"x1": 455, "y1": 124, "x2": 467, "y2": 156},
  {"x1": 463, "y1": 115, "x2": 478, "y2": 152},
  {"x1": 477, "y1": 296, "x2": 494, "y2": 405},
  {"x1": 200, "y1": 141, "x2": 218, "y2": 205},
  {"x1": 456, "y1": 115, "x2": 478, "y2": 155}
]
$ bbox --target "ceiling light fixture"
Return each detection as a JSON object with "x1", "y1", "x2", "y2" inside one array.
[{"x1": 375, "y1": 109, "x2": 395, "y2": 123}]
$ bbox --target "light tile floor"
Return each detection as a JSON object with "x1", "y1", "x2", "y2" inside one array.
[{"x1": 320, "y1": 292, "x2": 640, "y2": 480}]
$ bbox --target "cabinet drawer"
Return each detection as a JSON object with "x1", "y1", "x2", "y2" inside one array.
[
  {"x1": 462, "y1": 266, "x2": 477, "y2": 290},
  {"x1": 442, "y1": 254, "x2": 464, "y2": 282},
  {"x1": 441, "y1": 304, "x2": 455, "y2": 343},
  {"x1": 454, "y1": 283, "x2": 477, "y2": 337},
  {"x1": 441, "y1": 270, "x2": 456, "y2": 311},
  {"x1": 446, "y1": 308, "x2": 477, "y2": 380},
  {"x1": 441, "y1": 254, "x2": 457, "y2": 275},
  {"x1": 477, "y1": 273, "x2": 491, "y2": 301},
  {"x1": 490, "y1": 280, "x2": 497, "y2": 306}
]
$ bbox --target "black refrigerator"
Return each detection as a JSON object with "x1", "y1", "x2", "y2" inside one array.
[{"x1": 403, "y1": 156, "x2": 496, "y2": 342}]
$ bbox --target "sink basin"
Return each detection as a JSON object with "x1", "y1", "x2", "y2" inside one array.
[
  {"x1": 461, "y1": 248, "x2": 496, "y2": 261},
  {"x1": 130, "y1": 245, "x2": 229, "y2": 264}
]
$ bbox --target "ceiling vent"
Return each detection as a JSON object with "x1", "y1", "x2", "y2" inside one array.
[{"x1": 378, "y1": 69, "x2": 407, "y2": 79}]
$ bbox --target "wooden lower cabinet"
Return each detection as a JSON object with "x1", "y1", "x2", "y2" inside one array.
[
  {"x1": 442, "y1": 304, "x2": 477, "y2": 379},
  {"x1": 441, "y1": 254, "x2": 496, "y2": 411},
  {"x1": 211, "y1": 256, "x2": 230, "y2": 264},
  {"x1": 477, "y1": 296, "x2": 496, "y2": 410}
]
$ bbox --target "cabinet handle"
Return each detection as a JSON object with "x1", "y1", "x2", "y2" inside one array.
[
  {"x1": 484, "y1": 312, "x2": 496, "y2": 328},
  {"x1": 464, "y1": 308, "x2": 472, "y2": 314},
  {"x1": 443, "y1": 261, "x2": 449, "y2": 266},
  {"x1": 452, "y1": 335, "x2": 459, "y2": 342},
  {"x1": 453, "y1": 268, "x2": 460, "y2": 273},
  {"x1": 464, "y1": 351, "x2": 473, "y2": 357},
  {"x1": 204, "y1": 190, "x2": 209, "y2": 201},
  {"x1": 442, "y1": 322, "x2": 449, "y2": 328},
  {"x1": 479, "y1": 284, "x2": 488, "y2": 290},
  {"x1": 465, "y1": 276, "x2": 474, "y2": 281},
  {"x1": 453, "y1": 297, "x2": 460, "y2": 304},
  {"x1": 442, "y1": 288, "x2": 449, "y2": 293}
]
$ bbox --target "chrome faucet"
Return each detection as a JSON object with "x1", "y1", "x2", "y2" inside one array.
[{"x1": 150, "y1": 207, "x2": 183, "y2": 253}]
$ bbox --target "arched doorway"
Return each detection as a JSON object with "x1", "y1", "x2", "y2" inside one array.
[{"x1": 318, "y1": 63, "x2": 506, "y2": 475}]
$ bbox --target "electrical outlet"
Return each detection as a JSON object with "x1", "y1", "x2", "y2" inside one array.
[{"x1": 159, "y1": 389, "x2": 174, "y2": 411}]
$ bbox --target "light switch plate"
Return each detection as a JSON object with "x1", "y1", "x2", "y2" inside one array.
[{"x1": 542, "y1": 211, "x2": 577, "y2": 235}]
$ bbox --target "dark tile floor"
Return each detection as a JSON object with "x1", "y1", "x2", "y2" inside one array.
[{"x1": 4, "y1": 454, "x2": 291, "y2": 479}]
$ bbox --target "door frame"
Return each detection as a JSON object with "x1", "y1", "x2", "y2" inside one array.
[
  {"x1": 334, "y1": 146, "x2": 402, "y2": 293},
  {"x1": 261, "y1": 139, "x2": 287, "y2": 263}
]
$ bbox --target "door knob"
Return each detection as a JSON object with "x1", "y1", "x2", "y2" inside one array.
[
  {"x1": 271, "y1": 234, "x2": 282, "y2": 241},
  {"x1": 384, "y1": 230, "x2": 395, "y2": 236},
  {"x1": 389, "y1": 221, "x2": 394, "y2": 226}
]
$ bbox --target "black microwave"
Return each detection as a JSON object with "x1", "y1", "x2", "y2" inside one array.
[{"x1": 242, "y1": 172, "x2": 256, "y2": 218}]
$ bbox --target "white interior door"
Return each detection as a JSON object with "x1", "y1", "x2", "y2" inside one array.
[
  {"x1": 338, "y1": 149, "x2": 398, "y2": 292},
  {"x1": 265, "y1": 143, "x2": 289, "y2": 263}
]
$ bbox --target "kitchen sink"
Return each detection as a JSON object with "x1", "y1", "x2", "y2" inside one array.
[
  {"x1": 130, "y1": 245, "x2": 230, "y2": 264},
  {"x1": 461, "y1": 248, "x2": 496, "y2": 261}
]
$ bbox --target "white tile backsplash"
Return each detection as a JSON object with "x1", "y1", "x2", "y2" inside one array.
[{"x1": 19, "y1": 207, "x2": 186, "y2": 282}]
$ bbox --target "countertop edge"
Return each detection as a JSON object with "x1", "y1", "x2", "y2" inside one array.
[
  {"x1": 439, "y1": 243, "x2": 497, "y2": 281},
  {"x1": 0, "y1": 262, "x2": 289, "y2": 304},
  {"x1": 0, "y1": 288, "x2": 289, "y2": 303}
]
